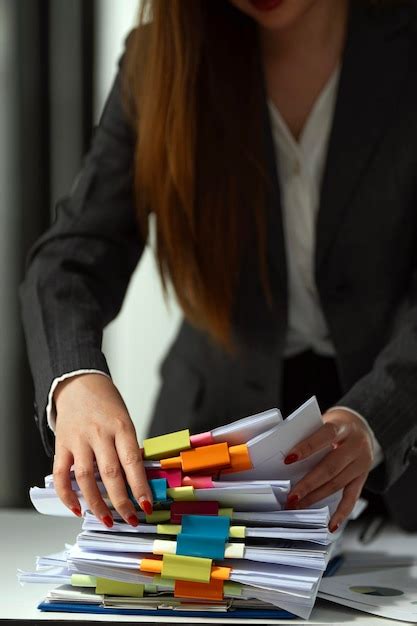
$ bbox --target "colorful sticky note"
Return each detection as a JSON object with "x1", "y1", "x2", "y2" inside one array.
[
  {"x1": 95, "y1": 578, "x2": 144, "y2": 597},
  {"x1": 71, "y1": 574, "x2": 97, "y2": 588},
  {"x1": 145, "y1": 510, "x2": 170, "y2": 523},
  {"x1": 225, "y1": 444, "x2": 252, "y2": 473},
  {"x1": 176, "y1": 533, "x2": 226, "y2": 560},
  {"x1": 211, "y1": 565, "x2": 231, "y2": 581},
  {"x1": 174, "y1": 578, "x2": 224, "y2": 601},
  {"x1": 161, "y1": 553, "x2": 212, "y2": 583},
  {"x1": 146, "y1": 468, "x2": 182, "y2": 488},
  {"x1": 181, "y1": 474, "x2": 214, "y2": 489},
  {"x1": 224, "y1": 581, "x2": 242, "y2": 596},
  {"x1": 140, "y1": 558, "x2": 163, "y2": 574},
  {"x1": 229, "y1": 525, "x2": 246, "y2": 539},
  {"x1": 181, "y1": 514, "x2": 230, "y2": 540},
  {"x1": 149, "y1": 478, "x2": 167, "y2": 502},
  {"x1": 152, "y1": 575, "x2": 175, "y2": 590},
  {"x1": 157, "y1": 523, "x2": 182, "y2": 536},
  {"x1": 170, "y1": 501, "x2": 219, "y2": 524},
  {"x1": 143, "y1": 430, "x2": 190, "y2": 460},
  {"x1": 180, "y1": 442, "x2": 230, "y2": 473},
  {"x1": 167, "y1": 486, "x2": 196, "y2": 501},
  {"x1": 189, "y1": 431, "x2": 214, "y2": 447},
  {"x1": 219, "y1": 507, "x2": 234, "y2": 518}
]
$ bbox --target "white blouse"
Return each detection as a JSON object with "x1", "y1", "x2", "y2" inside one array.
[{"x1": 268, "y1": 66, "x2": 340, "y2": 358}]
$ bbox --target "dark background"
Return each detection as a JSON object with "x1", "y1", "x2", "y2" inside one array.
[{"x1": 0, "y1": 0, "x2": 95, "y2": 506}]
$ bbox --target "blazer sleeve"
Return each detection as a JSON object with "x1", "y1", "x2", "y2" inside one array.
[
  {"x1": 19, "y1": 39, "x2": 143, "y2": 456},
  {"x1": 339, "y1": 268, "x2": 417, "y2": 494}
]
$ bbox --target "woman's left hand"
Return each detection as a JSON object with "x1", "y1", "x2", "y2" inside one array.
[{"x1": 284, "y1": 408, "x2": 374, "y2": 532}]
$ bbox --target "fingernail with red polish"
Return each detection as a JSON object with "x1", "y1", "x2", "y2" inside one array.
[
  {"x1": 286, "y1": 494, "x2": 299, "y2": 509},
  {"x1": 139, "y1": 498, "x2": 153, "y2": 515},
  {"x1": 330, "y1": 522, "x2": 340, "y2": 533},
  {"x1": 128, "y1": 514, "x2": 139, "y2": 527},
  {"x1": 71, "y1": 506, "x2": 82, "y2": 518},
  {"x1": 102, "y1": 515, "x2": 113, "y2": 528},
  {"x1": 284, "y1": 453, "x2": 299, "y2": 465}
]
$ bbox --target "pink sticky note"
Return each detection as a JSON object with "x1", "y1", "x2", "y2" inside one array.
[
  {"x1": 190, "y1": 431, "x2": 214, "y2": 447},
  {"x1": 146, "y1": 468, "x2": 182, "y2": 488},
  {"x1": 182, "y1": 474, "x2": 214, "y2": 489}
]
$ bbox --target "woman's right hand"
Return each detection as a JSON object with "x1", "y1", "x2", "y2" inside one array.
[{"x1": 53, "y1": 373, "x2": 153, "y2": 528}]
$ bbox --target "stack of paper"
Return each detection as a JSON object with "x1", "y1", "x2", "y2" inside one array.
[{"x1": 21, "y1": 397, "x2": 352, "y2": 619}]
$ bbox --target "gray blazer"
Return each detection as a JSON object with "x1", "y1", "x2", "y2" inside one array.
[{"x1": 20, "y1": 1, "x2": 417, "y2": 529}]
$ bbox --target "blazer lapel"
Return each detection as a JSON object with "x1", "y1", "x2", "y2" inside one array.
[{"x1": 316, "y1": 2, "x2": 413, "y2": 275}]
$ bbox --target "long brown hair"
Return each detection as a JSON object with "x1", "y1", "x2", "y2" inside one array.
[{"x1": 123, "y1": 1, "x2": 269, "y2": 350}]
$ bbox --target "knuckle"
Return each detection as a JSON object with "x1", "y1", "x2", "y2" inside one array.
[
  {"x1": 75, "y1": 467, "x2": 92, "y2": 481},
  {"x1": 123, "y1": 450, "x2": 142, "y2": 466},
  {"x1": 53, "y1": 466, "x2": 68, "y2": 480},
  {"x1": 89, "y1": 421, "x2": 105, "y2": 439},
  {"x1": 113, "y1": 498, "x2": 131, "y2": 511},
  {"x1": 102, "y1": 464, "x2": 120, "y2": 480},
  {"x1": 113, "y1": 415, "x2": 132, "y2": 433},
  {"x1": 88, "y1": 497, "x2": 104, "y2": 510}
]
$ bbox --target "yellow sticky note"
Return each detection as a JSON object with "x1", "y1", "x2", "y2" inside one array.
[
  {"x1": 95, "y1": 578, "x2": 144, "y2": 597},
  {"x1": 157, "y1": 523, "x2": 181, "y2": 535},
  {"x1": 224, "y1": 581, "x2": 242, "y2": 596},
  {"x1": 145, "y1": 510, "x2": 170, "y2": 523},
  {"x1": 153, "y1": 575, "x2": 175, "y2": 590},
  {"x1": 162, "y1": 553, "x2": 212, "y2": 583},
  {"x1": 143, "y1": 430, "x2": 191, "y2": 460},
  {"x1": 167, "y1": 486, "x2": 195, "y2": 501},
  {"x1": 229, "y1": 526, "x2": 246, "y2": 539},
  {"x1": 71, "y1": 574, "x2": 97, "y2": 587}
]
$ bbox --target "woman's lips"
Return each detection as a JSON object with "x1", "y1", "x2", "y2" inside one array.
[{"x1": 249, "y1": 0, "x2": 283, "y2": 12}]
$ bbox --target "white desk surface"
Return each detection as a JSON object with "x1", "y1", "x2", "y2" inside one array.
[{"x1": 0, "y1": 509, "x2": 414, "y2": 624}]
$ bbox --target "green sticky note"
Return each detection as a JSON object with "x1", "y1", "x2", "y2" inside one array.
[
  {"x1": 229, "y1": 525, "x2": 246, "y2": 538},
  {"x1": 153, "y1": 575, "x2": 175, "y2": 590},
  {"x1": 143, "y1": 429, "x2": 191, "y2": 460},
  {"x1": 95, "y1": 578, "x2": 144, "y2": 598},
  {"x1": 144, "y1": 584, "x2": 158, "y2": 593},
  {"x1": 146, "y1": 510, "x2": 170, "y2": 523},
  {"x1": 224, "y1": 581, "x2": 242, "y2": 596},
  {"x1": 219, "y1": 508, "x2": 233, "y2": 518},
  {"x1": 167, "y1": 486, "x2": 195, "y2": 501},
  {"x1": 157, "y1": 523, "x2": 181, "y2": 535},
  {"x1": 162, "y1": 553, "x2": 212, "y2": 583},
  {"x1": 71, "y1": 574, "x2": 97, "y2": 588}
]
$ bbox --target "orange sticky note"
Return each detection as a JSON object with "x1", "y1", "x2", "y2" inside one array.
[
  {"x1": 140, "y1": 558, "x2": 162, "y2": 574},
  {"x1": 210, "y1": 566, "x2": 231, "y2": 581},
  {"x1": 181, "y1": 442, "x2": 230, "y2": 473},
  {"x1": 224, "y1": 444, "x2": 252, "y2": 473},
  {"x1": 174, "y1": 578, "x2": 224, "y2": 601},
  {"x1": 162, "y1": 442, "x2": 230, "y2": 474}
]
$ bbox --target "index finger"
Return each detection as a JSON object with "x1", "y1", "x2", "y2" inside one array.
[{"x1": 284, "y1": 421, "x2": 349, "y2": 465}]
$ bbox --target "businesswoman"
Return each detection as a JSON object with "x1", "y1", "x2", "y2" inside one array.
[{"x1": 21, "y1": 0, "x2": 417, "y2": 533}]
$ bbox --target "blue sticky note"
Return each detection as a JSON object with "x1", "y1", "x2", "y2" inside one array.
[
  {"x1": 181, "y1": 514, "x2": 230, "y2": 541},
  {"x1": 176, "y1": 533, "x2": 226, "y2": 560},
  {"x1": 149, "y1": 478, "x2": 167, "y2": 502}
]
